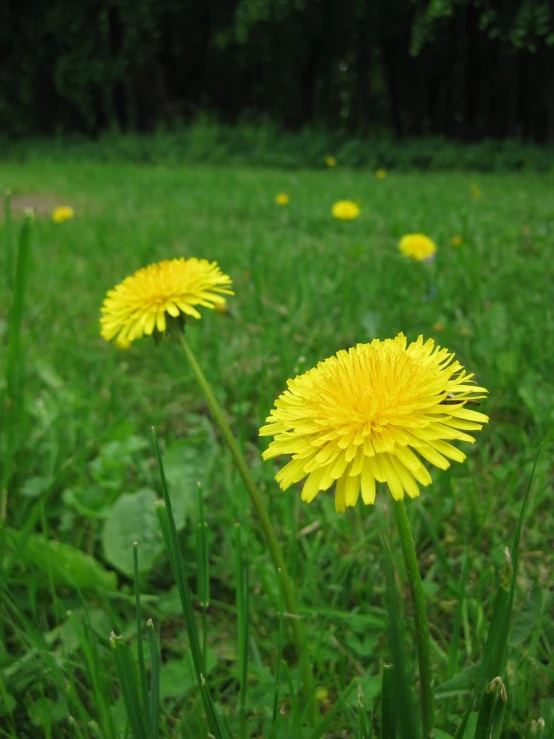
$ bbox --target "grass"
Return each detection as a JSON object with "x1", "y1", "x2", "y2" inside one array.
[{"x1": 0, "y1": 158, "x2": 553, "y2": 738}]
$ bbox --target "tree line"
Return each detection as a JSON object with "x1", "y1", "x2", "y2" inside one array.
[{"x1": 2, "y1": 0, "x2": 554, "y2": 141}]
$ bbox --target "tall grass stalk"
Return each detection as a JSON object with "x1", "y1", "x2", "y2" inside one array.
[
  {"x1": 1, "y1": 211, "x2": 33, "y2": 522},
  {"x1": 392, "y1": 499, "x2": 433, "y2": 738}
]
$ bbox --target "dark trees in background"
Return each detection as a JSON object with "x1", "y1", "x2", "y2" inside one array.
[{"x1": 1, "y1": 0, "x2": 553, "y2": 141}]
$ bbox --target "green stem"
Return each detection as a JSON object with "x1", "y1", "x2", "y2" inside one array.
[
  {"x1": 393, "y1": 499, "x2": 434, "y2": 739},
  {"x1": 180, "y1": 335, "x2": 316, "y2": 717}
]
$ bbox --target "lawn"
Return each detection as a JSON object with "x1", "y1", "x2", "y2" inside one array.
[{"x1": 1, "y1": 160, "x2": 553, "y2": 737}]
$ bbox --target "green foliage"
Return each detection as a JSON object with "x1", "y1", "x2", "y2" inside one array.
[{"x1": 0, "y1": 156, "x2": 552, "y2": 736}]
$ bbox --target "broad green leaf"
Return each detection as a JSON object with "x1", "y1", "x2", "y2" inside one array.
[
  {"x1": 159, "y1": 649, "x2": 217, "y2": 699},
  {"x1": 7, "y1": 529, "x2": 116, "y2": 591},
  {"x1": 162, "y1": 440, "x2": 216, "y2": 529},
  {"x1": 102, "y1": 488, "x2": 163, "y2": 576}
]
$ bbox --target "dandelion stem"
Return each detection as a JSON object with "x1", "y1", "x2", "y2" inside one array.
[
  {"x1": 393, "y1": 499, "x2": 434, "y2": 739},
  {"x1": 180, "y1": 335, "x2": 316, "y2": 720}
]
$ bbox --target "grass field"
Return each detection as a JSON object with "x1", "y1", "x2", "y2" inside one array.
[{"x1": 1, "y1": 159, "x2": 553, "y2": 738}]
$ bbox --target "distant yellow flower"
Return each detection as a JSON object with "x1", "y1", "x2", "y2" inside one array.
[
  {"x1": 398, "y1": 234, "x2": 437, "y2": 262},
  {"x1": 275, "y1": 193, "x2": 290, "y2": 206},
  {"x1": 51, "y1": 206, "x2": 74, "y2": 223},
  {"x1": 376, "y1": 169, "x2": 387, "y2": 179},
  {"x1": 260, "y1": 333, "x2": 488, "y2": 512},
  {"x1": 325, "y1": 156, "x2": 337, "y2": 167},
  {"x1": 451, "y1": 236, "x2": 462, "y2": 247},
  {"x1": 332, "y1": 200, "x2": 361, "y2": 221},
  {"x1": 433, "y1": 322, "x2": 445, "y2": 332},
  {"x1": 470, "y1": 184, "x2": 482, "y2": 199},
  {"x1": 100, "y1": 258, "x2": 233, "y2": 345}
]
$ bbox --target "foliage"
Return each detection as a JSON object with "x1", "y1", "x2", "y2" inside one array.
[{"x1": 2, "y1": 0, "x2": 554, "y2": 140}]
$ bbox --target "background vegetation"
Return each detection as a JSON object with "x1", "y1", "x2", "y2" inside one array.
[{"x1": 3, "y1": 0, "x2": 554, "y2": 141}]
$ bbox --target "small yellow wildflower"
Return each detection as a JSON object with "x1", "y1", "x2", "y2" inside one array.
[
  {"x1": 433, "y1": 322, "x2": 445, "y2": 332},
  {"x1": 260, "y1": 333, "x2": 488, "y2": 512},
  {"x1": 100, "y1": 258, "x2": 233, "y2": 346},
  {"x1": 324, "y1": 156, "x2": 337, "y2": 167},
  {"x1": 332, "y1": 200, "x2": 361, "y2": 221},
  {"x1": 376, "y1": 169, "x2": 387, "y2": 179},
  {"x1": 51, "y1": 206, "x2": 75, "y2": 223},
  {"x1": 398, "y1": 234, "x2": 437, "y2": 262},
  {"x1": 275, "y1": 193, "x2": 290, "y2": 206},
  {"x1": 451, "y1": 236, "x2": 462, "y2": 247},
  {"x1": 470, "y1": 184, "x2": 482, "y2": 199}
]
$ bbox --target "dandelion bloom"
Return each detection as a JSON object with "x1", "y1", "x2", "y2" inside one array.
[
  {"x1": 399, "y1": 234, "x2": 437, "y2": 262},
  {"x1": 260, "y1": 333, "x2": 488, "y2": 512},
  {"x1": 332, "y1": 200, "x2": 361, "y2": 221},
  {"x1": 100, "y1": 258, "x2": 233, "y2": 345},
  {"x1": 325, "y1": 156, "x2": 337, "y2": 167},
  {"x1": 275, "y1": 193, "x2": 290, "y2": 206},
  {"x1": 376, "y1": 169, "x2": 387, "y2": 179},
  {"x1": 451, "y1": 235, "x2": 462, "y2": 247},
  {"x1": 51, "y1": 206, "x2": 74, "y2": 223}
]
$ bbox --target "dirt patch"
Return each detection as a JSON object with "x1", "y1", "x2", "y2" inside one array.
[{"x1": 5, "y1": 193, "x2": 66, "y2": 216}]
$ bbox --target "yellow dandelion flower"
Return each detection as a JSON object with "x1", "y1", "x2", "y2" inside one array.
[
  {"x1": 100, "y1": 257, "x2": 233, "y2": 345},
  {"x1": 325, "y1": 156, "x2": 337, "y2": 167},
  {"x1": 376, "y1": 169, "x2": 387, "y2": 179},
  {"x1": 51, "y1": 206, "x2": 75, "y2": 223},
  {"x1": 433, "y1": 321, "x2": 445, "y2": 332},
  {"x1": 450, "y1": 235, "x2": 462, "y2": 247},
  {"x1": 275, "y1": 193, "x2": 290, "y2": 206},
  {"x1": 398, "y1": 234, "x2": 437, "y2": 262},
  {"x1": 260, "y1": 333, "x2": 488, "y2": 513},
  {"x1": 332, "y1": 200, "x2": 361, "y2": 221},
  {"x1": 470, "y1": 184, "x2": 482, "y2": 199}
]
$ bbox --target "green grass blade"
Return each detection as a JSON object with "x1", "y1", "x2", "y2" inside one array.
[
  {"x1": 234, "y1": 523, "x2": 249, "y2": 729},
  {"x1": 133, "y1": 541, "x2": 150, "y2": 731},
  {"x1": 197, "y1": 482, "x2": 210, "y2": 666},
  {"x1": 4, "y1": 190, "x2": 13, "y2": 292},
  {"x1": 381, "y1": 528, "x2": 420, "y2": 739},
  {"x1": 151, "y1": 427, "x2": 230, "y2": 739},
  {"x1": 272, "y1": 568, "x2": 285, "y2": 725},
  {"x1": 380, "y1": 662, "x2": 396, "y2": 739},
  {"x1": 1, "y1": 211, "x2": 33, "y2": 521},
  {"x1": 147, "y1": 619, "x2": 160, "y2": 739},
  {"x1": 111, "y1": 632, "x2": 148, "y2": 739}
]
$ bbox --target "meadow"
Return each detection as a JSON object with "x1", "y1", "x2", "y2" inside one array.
[{"x1": 0, "y1": 158, "x2": 553, "y2": 738}]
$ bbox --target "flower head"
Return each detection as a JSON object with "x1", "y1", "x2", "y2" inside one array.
[
  {"x1": 325, "y1": 156, "x2": 337, "y2": 167},
  {"x1": 332, "y1": 200, "x2": 361, "y2": 221},
  {"x1": 275, "y1": 193, "x2": 290, "y2": 206},
  {"x1": 451, "y1": 235, "x2": 462, "y2": 247},
  {"x1": 52, "y1": 206, "x2": 74, "y2": 223},
  {"x1": 399, "y1": 234, "x2": 437, "y2": 262},
  {"x1": 376, "y1": 169, "x2": 387, "y2": 179},
  {"x1": 100, "y1": 257, "x2": 233, "y2": 345},
  {"x1": 260, "y1": 334, "x2": 488, "y2": 512}
]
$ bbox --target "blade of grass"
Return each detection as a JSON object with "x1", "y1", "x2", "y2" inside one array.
[
  {"x1": 234, "y1": 523, "x2": 249, "y2": 733},
  {"x1": 4, "y1": 190, "x2": 13, "y2": 292},
  {"x1": 272, "y1": 568, "x2": 285, "y2": 726},
  {"x1": 133, "y1": 542, "x2": 150, "y2": 732},
  {"x1": 1, "y1": 212, "x2": 33, "y2": 522},
  {"x1": 197, "y1": 483, "x2": 210, "y2": 666},
  {"x1": 111, "y1": 632, "x2": 148, "y2": 739},
  {"x1": 147, "y1": 620, "x2": 160, "y2": 739},
  {"x1": 151, "y1": 427, "x2": 230, "y2": 739},
  {"x1": 380, "y1": 662, "x2": 396, "y2": 739}
]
